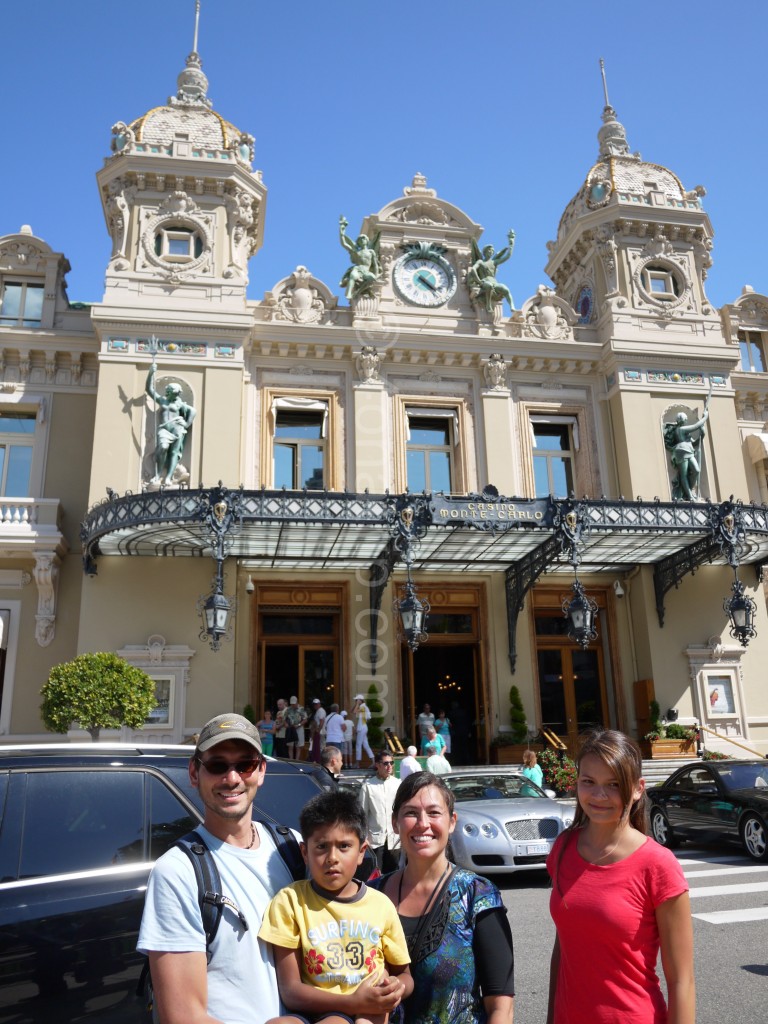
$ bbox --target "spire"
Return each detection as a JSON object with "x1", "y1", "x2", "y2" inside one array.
[
  {"x1": 596, "y1": 58, "x2": 631, "y2": 160},
  {"x1": 169, "y1": 1, "x2": 212, "y2": 109}
]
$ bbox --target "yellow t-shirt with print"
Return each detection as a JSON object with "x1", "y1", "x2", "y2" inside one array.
[{"x1": 259, "y1": 880, "x2": 409, "y2": 993}]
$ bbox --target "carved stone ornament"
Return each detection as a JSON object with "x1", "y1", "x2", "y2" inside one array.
[
  {"x1": 266, "y1": 266, "x2": 335, "y2": 324},
  {"x1": 385, "y1": 173, "x2": 457, "y2": 226},
  {"x1": 111, "y1": 120, "x2": 137, "y2": 156},
  {"x1": 585, "y1": 174, "x2": 612, "y2": 210},
  {"x1": 104, "y1": 179, "x2": 136, "y2": 267},
  {"x1": 356, "y1": 346, "x2": 382, "y2": 384},
  {"x1": 138, "y1": 192, "x2": 213, "y2": 283},
  {"x1": 223, "y1": 186, "x2": 257, "y2": 278},
  {"x1": 33, "y1": 552, "x2": 60, "y2": 647},
  {"x1": 351, "y1": 289, "x2": 381, "y2": 321},
  {"x1": 521, "y1": 286, "x2": 576, "y2": 340},
  {"x1": 0, "y1": 239, "x2": 46, "y2": 272},
  {"x1": 483, "y1": 353, "x2": 508, "y2": 390}
]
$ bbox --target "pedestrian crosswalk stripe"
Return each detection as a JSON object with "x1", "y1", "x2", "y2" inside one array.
[
  {"x1": 683, "y1": 865, "x2": 768, "y2": 879},
  {"x1": 676, "y1": 854, "x2": 747, "y2": 866},
  {"x1": 688, "y1": 881, "x2": 768, "y2": 898},
  {"x1": 693, "y1": 908, "x2": 768, "y2": 924}
]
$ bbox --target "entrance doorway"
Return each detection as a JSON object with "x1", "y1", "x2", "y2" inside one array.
[
  {"x1": 254, "y1": 584, "x2": 344, "y2": 718},
  {"x1": 533, "y1": 595, "x2": 609, "y2": 756},
  {"x1": 399, "y1": 586, "x2": 486, "y2": 765},
  {"x1": 404, "y1": 644, "x2": 479, "y2": 765}
]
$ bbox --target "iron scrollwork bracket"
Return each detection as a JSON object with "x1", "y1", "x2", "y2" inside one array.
[
  {"x1": 708, "y1": 497, "x2": 748, "y2": 570},
  {"x1": 198, "y1": 483, "x2": 245, "y2": 590}
]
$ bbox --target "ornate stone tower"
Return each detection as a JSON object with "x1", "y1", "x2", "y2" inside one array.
[
  {"x1": 543, "y1": 88, "x2": 742, "y2": 504},
  {"x1": 94, "y1": 39, "x2": 266, "y2": 319},
  {"x1": 87, "y1": 20, "x2": 265, "y2": 501},
  {"x1": 545, "y1": 100, "x2": 715, "y2": 330}
]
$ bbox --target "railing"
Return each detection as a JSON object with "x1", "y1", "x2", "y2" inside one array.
[
  {"x1": 0, "y1": 498, "x2": 62, "y2": 530},
  {"x1": 540, "y1": 727, "x2": 567, "y2": 751},
  {"x1": 698, "y1": 723, "x2": 765, "y2": 760}
]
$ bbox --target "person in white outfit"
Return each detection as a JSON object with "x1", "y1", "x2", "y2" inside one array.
[
  {"x1": 323, "y1": 703, "x2": 345, "y2": 747},
  {"x1": 425, "y1": 743, "x2": 452, "y2": 776},
  {"x1": 340, "y1": 710, "x2": 354, "y2": 767},
  {"x1": 399, "y1": 745, "x2": 422, "y2": 779},
  {"x1": 352, "y1": 693, "x2": 374, "y2": 767}
]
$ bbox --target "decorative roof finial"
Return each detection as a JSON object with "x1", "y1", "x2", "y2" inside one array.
[
  {"x1": 169, "y1": 0, "x2": 212, "y2": 108},
  {"x1": 192, "y1": 0, "x2": 201, "y2": 55},
  {"x1": 599, "y1": 57, "x2": 610, "y2": 107},
  {"x1": 596, "y1": 58, "x2": 631, "y2": 160}
]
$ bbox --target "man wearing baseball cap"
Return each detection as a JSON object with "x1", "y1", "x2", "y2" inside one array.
[{"x1": 138, "y1": 714, "x2": 295, "y2": 1023}]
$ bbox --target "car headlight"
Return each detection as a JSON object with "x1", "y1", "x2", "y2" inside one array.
[
  {"x1": 480, "y1": 822, "x2": 498, "y2": 838},
  {"x1": 463, "y1": 822, "x2": 478, "y2": 836},
  {"x1": 563, "y1": 817, "x2": 573, "y2": 829}
]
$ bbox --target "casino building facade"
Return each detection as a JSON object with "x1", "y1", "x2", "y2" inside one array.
[{"x1": 2, "y1": 40, "x2": 768, "y2": 758}]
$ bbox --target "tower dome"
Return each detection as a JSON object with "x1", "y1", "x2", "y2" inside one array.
[
  {"x1": 555, "y1": 102, "x2": 705, "y2": 246},
  {"x1": 110, "y1": 48, "x2": 254, "y2": 166}
]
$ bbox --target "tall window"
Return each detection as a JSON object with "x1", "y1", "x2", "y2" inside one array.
[
  {"x1": 274, "y1": 410, "x2": 325, "y2": 489},
  {"x1": 0, "y1": 412, "x2": 36, "y2": 496},
  {"x1": 531, "y1": 421, "x2": 575, "y2": 497},
  {"x1": 738, "y1": 330, "x2": 766, "y2": 373},
  {"x1": 0, "y1": 282, "x2": 44, "y2": 327},
  {"x1": 406, "y1": 414, "x2": 453, "y2": 493}
]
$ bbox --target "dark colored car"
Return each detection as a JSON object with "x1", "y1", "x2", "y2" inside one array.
[
  {"x1": 648, "y1": 759, "x2": 768, "y2": 861},
  {"x1": 0, "y1": 743, "x2": 327, "y2": 1024}
]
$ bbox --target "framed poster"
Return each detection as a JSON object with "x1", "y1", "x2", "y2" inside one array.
[
  {"x1": 145, "y1": 675, "x2": 173, "y2": 727},
  {"x1": 707, "y1": 675, "x2": 736, "y2": 716}
]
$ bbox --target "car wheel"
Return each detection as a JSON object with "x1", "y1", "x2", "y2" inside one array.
[
  {"x1": 650, "y1": 808, "x2": 678, "y2": 848},
  {"x1": 741, "y1": 813, "x2": 768, "y2": 861}
]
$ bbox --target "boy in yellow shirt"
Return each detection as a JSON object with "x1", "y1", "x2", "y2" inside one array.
[{"x1": 259, "y1": 790, "x2": 412, "y2": 1024}]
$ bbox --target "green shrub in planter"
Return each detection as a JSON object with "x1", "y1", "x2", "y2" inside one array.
[{"x1": 508, "y1": 685, "x2": 528, "y2": 743}]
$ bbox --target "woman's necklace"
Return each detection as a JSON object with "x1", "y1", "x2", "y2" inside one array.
[
  {"x1": 580, "y1": 832, "x2": 622, "y2": 864},
  {"x1": 397, "y1": 862, "x2": 450, "y2": 915},
  {"x1": 246, "y1": 822, "x2": 256, "y2": 849}
]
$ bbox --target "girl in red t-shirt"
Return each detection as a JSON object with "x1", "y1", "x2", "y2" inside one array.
[{"x1": 546, "y1": 729, "x2": 695, "y2": 1024}]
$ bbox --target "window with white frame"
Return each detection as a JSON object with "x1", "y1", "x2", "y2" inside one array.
[
  {"x1": 738, "y1": 330, "x2": 767, "y2": 373},
  {"x1": 641, "y1": 264, "x2": 681, "y2": 300},
  {"x1": 0, "y1": 411, "x2": 36, "y2": 496},
  {"x1": 0, "y1": 281, "x2": 44, "y2": 327},
  {"x1": 154, "y1": 226, "x2": 204, "y2": 264},
  {"x1": 530, "y1": 417, "x2": 577, "y2": 497},
  {"x1": 273, "y1": 398, "x2": 328, "y2": 490},
  {"x1": 405, "y1": 409, "x2": 457, "y2": 493}
]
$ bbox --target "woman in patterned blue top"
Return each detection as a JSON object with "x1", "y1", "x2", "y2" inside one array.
[{"x1": 373, "y1": 772, "x2": 514, "y2": 1024}]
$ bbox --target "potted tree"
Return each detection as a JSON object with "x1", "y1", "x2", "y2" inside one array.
[
  {"x1": 491, "y1": 685, "x2": 542, "y2": 764},
  {"x1": 40, "y1": 652, "x2": 157, "y2": 740}
]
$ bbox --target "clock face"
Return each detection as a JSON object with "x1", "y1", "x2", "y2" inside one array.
[{"x1": 393, "y1": 253, "x2": 457, "y2": 307}]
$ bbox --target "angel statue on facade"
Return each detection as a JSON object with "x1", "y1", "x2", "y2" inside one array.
[
  {"x1": 339, "y1": 215, "x2": 381, "y2": 301},
  {"x1": 663, "y1": 394, "x2": 710, "y2": 500},
  {"x1": 467, "y1": 230, "x2": 516, "y2": 313},
  {"x1": 145, "y1": 363, "x2": 196, "y2": 486}
]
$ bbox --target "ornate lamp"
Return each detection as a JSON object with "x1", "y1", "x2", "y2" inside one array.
[
  {"x1": 724, "y1": 573, "x2": 757, "y2": 648},
  {"x1": 199, "y1": 586, "x2": 233, "y2": 652},
  {"x1": 563, "y1": 577, "x2": 598, "y2": 649},
  {"x1": 397, "y1": 574, "x2": 430, "y2": 652}
]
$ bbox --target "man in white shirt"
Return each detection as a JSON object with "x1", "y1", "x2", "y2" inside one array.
[
  {"x1": 323, "y1": 703, "x2": 345, "y2": 747},
  {"x1": 359, "y1": 749, "x2": 401, "y2": 872},
  {"x1": 399, "y1": 745, "x2": 422, "y2": 779},
  {"x1": 138, "y1": 714, "x2": 292, "y2": 1024},
  {"x1": 425, "y1": 743, "x2": 452, "y2": 776}
]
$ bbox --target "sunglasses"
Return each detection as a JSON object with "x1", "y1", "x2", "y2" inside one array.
[
  {"x1": 197, "y1": 756, "x2": 263, "y2": 778},
  {"x1": 380, "y1": 761, "x2": 394, "y2": 768}
]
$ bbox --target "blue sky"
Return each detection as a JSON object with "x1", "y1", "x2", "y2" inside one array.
[{"x1": 2, "y1": 0, "x2": 766, "y2": 310}]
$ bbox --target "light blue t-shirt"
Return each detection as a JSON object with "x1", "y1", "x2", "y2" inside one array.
[
  {"x1": 522, "y1": 764, "x2": 544, "y2": 789},
  {"x1": 138, "y1": 822, "x2": 294, "y2": 1024}
]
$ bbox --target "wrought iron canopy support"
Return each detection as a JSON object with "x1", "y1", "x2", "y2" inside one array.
[
  {"x1": 505, "y1": 533, "x2": 561, "y2": 673},
  {"x1": 368, "y1": 540, "x2": 398, "y2": 675},
  {"x1": 653, "y1": 499, "x2": 748, "y2": 627}
]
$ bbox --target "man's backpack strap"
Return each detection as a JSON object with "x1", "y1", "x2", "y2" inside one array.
[
  {"x1": 259, "y1": 820, "x2": 306, "y2": 881},
  {"x1": 174, "y1": 830, "x2": 249, "y2": 963}
]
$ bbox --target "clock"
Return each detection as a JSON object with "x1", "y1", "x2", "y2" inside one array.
[{"x1": 393, "y1": 250, "x2": 457, "y2": 307}]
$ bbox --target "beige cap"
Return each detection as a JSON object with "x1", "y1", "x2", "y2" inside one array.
[{"x1": 195, "y1": 714, "x2": 262, "y2": 755}]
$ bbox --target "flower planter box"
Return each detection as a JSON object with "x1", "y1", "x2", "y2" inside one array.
[{"x1": 641, "y1": 738, "x2": 695, "y2": 759}]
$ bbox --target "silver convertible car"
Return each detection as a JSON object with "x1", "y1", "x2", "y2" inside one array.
[{"x1": 444, "y1": 771, "x2": 574, "y2": 874}]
